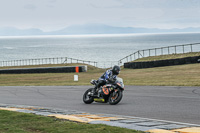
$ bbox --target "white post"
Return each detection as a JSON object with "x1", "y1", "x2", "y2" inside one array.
[{"x1": 74, "y1": 75, "x2": 78, "y2": 81}]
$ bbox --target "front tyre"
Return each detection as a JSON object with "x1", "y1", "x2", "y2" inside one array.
[
  {"x1": 83, "y1": 88, "x2": 94, "y2": 104},
  {"x1": 108, "y1": 89, "x2": 123, "y2": 105}
]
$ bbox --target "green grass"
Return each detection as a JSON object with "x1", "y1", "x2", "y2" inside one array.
[
  {"x1": 121, "y1": 63, "x2": 200, "y2": 86},
  {"x1": 1, "y1": 58, "x2": 200, "y2": 86},
  {"x1": 0, "y1": 63, "x2": 105, "y2": 86},
  {"x1": 134, "y1": 52, "x2": 200, "y2": 62},
  {"x1": 0, "y1": 110, "x2": 143, "y2": 133},
  {"x1": 0, "y1": 63, "x2": 104, "y2": 72}
]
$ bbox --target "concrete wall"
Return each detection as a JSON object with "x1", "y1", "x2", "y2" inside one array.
[
  {"x1": 0, "y1": 66, "x2": 87, "y2": 74},
  {"x1": 124, "y1": 56, "x2": 200, "y2": 69}
]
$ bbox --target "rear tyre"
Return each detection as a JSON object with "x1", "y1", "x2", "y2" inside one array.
[
  {"x1": 108, "y1": 89, "x2": 123, "y2": 105},
  {"x1": 83, "y1": 88, "x2": 94, "y2": 104}
]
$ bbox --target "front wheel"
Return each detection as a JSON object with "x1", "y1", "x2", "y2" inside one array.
[
  {"x1": 108, "y1": 89, "x2": 123, "y2": 105},
  {"x1": 83, "y1": 88, "x2": 94, "y2": 104}
]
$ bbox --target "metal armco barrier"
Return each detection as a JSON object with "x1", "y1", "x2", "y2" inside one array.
[
  {"x1": 124, "y1": 56, "x2": 200, "y2": 69},
  {"x1": 0, "y1": 66, "x2": 87, "y2": 74}
]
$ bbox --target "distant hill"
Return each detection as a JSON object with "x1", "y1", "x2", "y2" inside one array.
[
  {"x1": 0, "y1": 27, "x2": 44, "y2": 36},
  {"x1": 49, "y1": 24, "x2": 200, "y2": 35},
  {"x1": 1, "y1": 24, "x2": 200, "y2": 36}
]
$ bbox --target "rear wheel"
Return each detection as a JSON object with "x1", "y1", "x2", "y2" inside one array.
[
  {"x1": 83, "y1": 88, "x2": 94, "y2": 104},
  {"x1": 108, "y1": 89, "x2": 123, "y2": 105}
]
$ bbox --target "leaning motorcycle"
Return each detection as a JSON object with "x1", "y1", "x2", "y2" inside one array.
[{"x1": 83, "y1": 77, "x2": 125, "y2": 105}]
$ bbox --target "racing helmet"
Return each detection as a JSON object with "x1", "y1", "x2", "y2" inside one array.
[{"x1": 112, "y1": 65, "x2": 120, "y2": 75}]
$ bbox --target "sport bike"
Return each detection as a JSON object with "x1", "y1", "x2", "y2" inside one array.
[{"x1": 83, "y1": 77, "x2": 125, "y2": 105}]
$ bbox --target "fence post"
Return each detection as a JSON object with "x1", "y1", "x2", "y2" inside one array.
[
  {"x1": 175, "y1": 46, "x2": 177, "y2": 54},
  {"x1": 61, "y1": 57, "x2": 63, "y2": 64},
  {"x1": 190, "y1": 44, "x2": 193, "y2": 52},
  {"x1": 149, "y1": 49, "x2": 151, "y2": 56},
  {"x1": 134, "y1": 53, "x2": 136, "y2": 60},
  {"x1": 183, "y1": 45, "x2": 185, "y2": 53},
  {"x1": 65, "y1": 57, "x2": 67, "y2": 63},
  {"x1": 168, "y1": 47, "x2": 170, "y2": 54},
  {"x1": 138, "y1": 51, "x2": 140, "y2": 58},
  {"x1": 143, "y1": 50, "x2": 145, "y2": 57}
]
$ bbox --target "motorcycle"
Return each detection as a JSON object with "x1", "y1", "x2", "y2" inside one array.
[{"x1": 83, "y1": 77, "x2": 125, "y2": 105}]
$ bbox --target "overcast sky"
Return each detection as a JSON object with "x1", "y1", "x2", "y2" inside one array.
[{"x1": 0, "y1": 0, "x2": 200, "y2": 31}]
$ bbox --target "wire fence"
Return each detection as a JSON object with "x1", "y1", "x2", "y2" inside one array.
[
  {"x1": 118, "y1": 43, "x2": 200, "y2": 66},
  {"x1": 0, "y1": 57, "x2": 119, "y2": 69},
  {"x1": 1, "y1": 43, "x2": 200, "y2": 69},
  {"x1": 0, "y1": 57, "x2": 97, "y2": 68}
]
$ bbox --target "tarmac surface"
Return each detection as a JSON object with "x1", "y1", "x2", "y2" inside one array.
[{"x1": 0, "y1": 85, "x2": 200, "y2": 125}]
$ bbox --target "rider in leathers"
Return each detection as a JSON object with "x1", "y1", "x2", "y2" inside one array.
[{"x1": 93, "y1": 65, "x2": 121, "y2": 95}]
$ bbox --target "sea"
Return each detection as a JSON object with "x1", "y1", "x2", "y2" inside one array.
[{"x1": 1, "y1": 33, "x2": 200, "y2": 68}]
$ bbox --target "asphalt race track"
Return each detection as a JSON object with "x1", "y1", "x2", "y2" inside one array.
[{"x1": 0, "y1": 86, "x2": 200, "y2": 125}]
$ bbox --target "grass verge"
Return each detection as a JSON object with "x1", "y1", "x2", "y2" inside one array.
[
  {"x1": 0, "y1": 62, "x2": 200, "y2": 86},
  {"x1": 0, "y1": 110, "x2": 143, "y2": 133}
]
